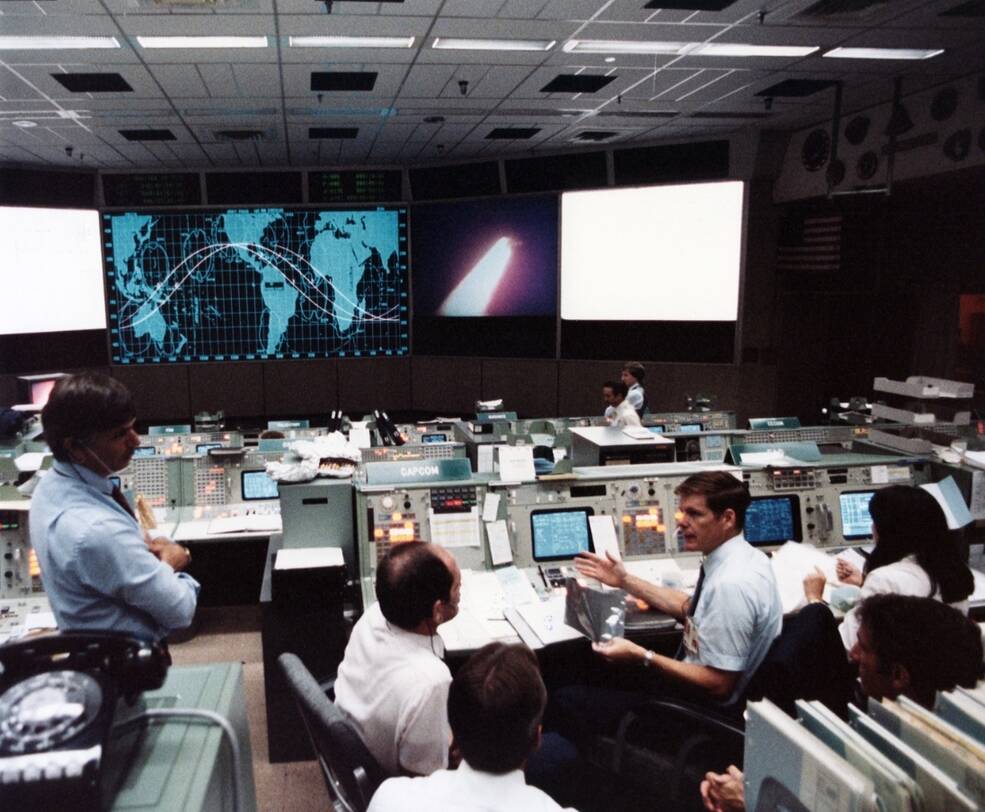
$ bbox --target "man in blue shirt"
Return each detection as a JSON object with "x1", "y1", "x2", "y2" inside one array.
[{"x1": 30, "y1": 373, "x2": 199, "y2": 645}]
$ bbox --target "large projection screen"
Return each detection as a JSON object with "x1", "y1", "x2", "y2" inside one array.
[
  {"x1": 0, "y1": 206, "x2": 106, "y2": 335},
  {"x1": 560, "y1": 181, "x2": 744, "y2": 321}
]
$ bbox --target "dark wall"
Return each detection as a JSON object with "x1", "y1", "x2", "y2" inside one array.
[{"x1": 770, "y1": 165, "x2": 985, "y2": 420}]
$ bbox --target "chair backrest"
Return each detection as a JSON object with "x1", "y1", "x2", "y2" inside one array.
[
  {"x1": 744, "y1": 602, "x2": 855, "y2": 719},
  {"x1": 278, "y1": 652, "x2": 388, "y2": 812}
]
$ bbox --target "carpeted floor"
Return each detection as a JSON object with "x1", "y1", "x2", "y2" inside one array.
[{"x1": 170, "y1": 605, "x2": 329, "y2": 812}]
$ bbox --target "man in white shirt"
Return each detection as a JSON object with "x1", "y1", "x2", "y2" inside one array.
[
  {"x1": 602, "y1": 380, "x2": 642, "y2": 429},
  {"x1": 621, "y1": 361, "x2": 647, "y2": 418},
  {"x1": 368, "y1": 643, "x2": 576, "y2": 812},
  {"x1": 334, "y1": 541, "x2": 461, "y2": 776}
]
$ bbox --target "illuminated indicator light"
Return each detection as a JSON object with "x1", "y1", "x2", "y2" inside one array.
[
  {"x1": 657, "y1": 524, "x2": 665, "y2": 532},
  {"x1": 648, "y1": 507, "x2": 658, "y2": 515},
  {"x1": 29, "y1": 550, "x2": 41, "y2": 577},
  {"x1": 437, "y1": 237, "x2": 512, "y2": 316},
  {"x1": 404, "y1": 521, "x2": 414, "y2": 529},
  {"x1": 392, "y1": 512, "x2": 402, "y2": 522},
  {"x1": 622, "y1": 515, "x2": 631, "y2": 523},
  {"x1": 374, "y1": 528, "x2": 384, "y2": 539}
]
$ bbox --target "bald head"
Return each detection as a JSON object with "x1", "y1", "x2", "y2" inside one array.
[{"x1": 375, "y1": 541, "x2": 461, "y2": 632}]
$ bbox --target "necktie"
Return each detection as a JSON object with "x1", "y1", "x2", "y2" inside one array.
[
  {"x1": 675, "y1": 565, "x2": 705, "y2": 660},
  {"x1": 110, "y1": 485, "x2": 137, "y2": 521}
]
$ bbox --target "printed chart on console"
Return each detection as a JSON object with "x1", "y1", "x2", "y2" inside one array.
[{"x1": 103, "y1": 207, "x2": 408, "y2": 363}]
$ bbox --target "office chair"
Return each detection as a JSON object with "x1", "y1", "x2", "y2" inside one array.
[
  {"x1": 591, "y1": 603, "x2": 854, "y2": 810},
  {"x1": 278, "y1": 653, "x2": 388, "y2": 812}
]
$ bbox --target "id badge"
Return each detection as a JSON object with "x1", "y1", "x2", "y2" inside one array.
[{"x1": 683, "y1": 617, "x2": 699, "y2": 656}]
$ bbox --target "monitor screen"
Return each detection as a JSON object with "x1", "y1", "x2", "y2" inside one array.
[
  {"x1": 744, "y1": 496, "x2": 802, "y2": 546},
  {"x1": 102, "y1": 206, "x2": 409, "y2": 364},
  {"x1": 0, "y1": 207, "x2": 106, "y2": 335},
  {"x1": 648, "y1": 425, "x2": 666, "y2": 434},
  {"x1": 196, "y1": 442, "x2": 224, "y2": 454},
  {"x1": 839, "y1": 491, "x2": 875, "y2": 540},
  {"x1": 241, "y1": 469, "x2": 279, "y2": 501},
  {"x1": 411, "y1": 196, "x2": 557, "y2": 317},
  {"x1": 422, "y1": 433, "x2": 447, "y2": 443},
  {"x1": 531, "y1": 507, "x2": 594, "y2": 562},
  {"x1": 560, "y1": 181, "x2": 743, "y2": 321},
  {"x1": 679, "y1": 423, "x2": 703, "y2": 433},
  {"x1": 132, "y1": 446, "x2": 157, "y2": 458}
]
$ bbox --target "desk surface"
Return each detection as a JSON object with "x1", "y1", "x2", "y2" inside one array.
[{"x1": 112, "y1": 662, "x2": 257, "y2": 812}]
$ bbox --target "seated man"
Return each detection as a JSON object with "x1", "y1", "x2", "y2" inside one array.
[
  {"x1": 334, "y1": 541, "x2": 461, "y2": 776},
  {"x1": 30, "y1": 373, "x2": 198, "y2": 647},
  {"x1": 602, "y1": 380, "x2": 642, "y2": 429},
  {"x1": 700, "y1": 594, "x2": 985, "y2": 812},
  {"x1": 368, "y1": 643, "x2": 575, "y2": 812},
  {"x1": 575, "y1": 470, "x2": 782, "y2": 708}
]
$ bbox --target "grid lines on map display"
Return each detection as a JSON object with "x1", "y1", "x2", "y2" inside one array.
[{"x1": 102, "y1": 206, "x2": 409, "y2": 364}]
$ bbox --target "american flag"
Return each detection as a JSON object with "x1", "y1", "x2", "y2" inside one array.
[{"x1": 776, "y1": 211, "x2": 842, "y2": 273}]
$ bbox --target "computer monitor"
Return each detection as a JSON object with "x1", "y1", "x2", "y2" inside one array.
[
  {"x1": 422, "y1": 433, "x2": 447, "y2": 443},
  {"x1": 530, "y1": 507, "x2": 594, "y2": 562},
  {"x1": 648, "y1": 425, "x2": 666, "y2": 434},
  {"x1": 241, "y1": 469, "x2": 279, "y2": 501},
  {"x1": 839, "y1": 491, "x2": 875, "y2": 540},
  {"x1": 196, "y1": 442, "x2": 224, "y2": 454},
  {"x1": 132, "y1": 446, "x2": 157, "y2": 458},
  {"x1": 678, "y1": 423, "x2": 703, "y2": 433},
  {"x1": 744, "y1": 495, "x2": 802, "y2": 546}
]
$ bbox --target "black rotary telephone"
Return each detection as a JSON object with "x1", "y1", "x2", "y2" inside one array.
[{"x1": 0, "y1": 631, "x2": 168, "y2": 811}]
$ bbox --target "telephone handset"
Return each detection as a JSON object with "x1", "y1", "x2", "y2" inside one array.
[{"x1": 0, "y1": 632, "x2": 168, "y2": 810}]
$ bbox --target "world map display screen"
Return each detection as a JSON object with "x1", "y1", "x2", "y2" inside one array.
[{"x1": 102, "y1": 206, "x2": 408, "y2": 364}]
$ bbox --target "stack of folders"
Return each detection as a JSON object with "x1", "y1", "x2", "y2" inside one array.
[{"x1": 744, "y1": 682, "x2": 985, "y2": 811}]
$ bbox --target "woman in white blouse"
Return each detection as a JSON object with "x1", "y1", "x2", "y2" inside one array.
[{"x1": 805, "y1": 484, "x2": 974, "y2": 650}]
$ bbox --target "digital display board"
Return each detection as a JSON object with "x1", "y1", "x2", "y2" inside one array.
[
  {"x1": 102, "y1": 173, "x2": 201, "y2": 207},
  {"x1": 103, "y1": 206, "x2": 409, "y2": 364},
  {"x1": 310, "y1": 170, "x2": 402, "y2": 204},
  {"x1": 411, "y1": 195, "x2": 557, "y2": 317}
]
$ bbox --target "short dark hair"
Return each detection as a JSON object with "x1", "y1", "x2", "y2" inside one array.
[
  {"x1": 375, "y1": 542, "x2": 453, "y2": 631},
  {"x1": 42, "y1": 373, "x2": 136, "y2": 462},
  {"x1": 448, "y1": 643, "x2": 547, "y2": 774},
  {"x1": 603, "y1": 380, "x2": 628, "y2": 398},
  {"x1": 622, "y1": 361, "x2": 645, "y2": 382},
  {"x1": 867, "y1": 485, "x2": 973, "y2": 603},
  {"x1": 858, "y1": 594, "x2": 984, "y2": 708},
  {"x1": 674, "y1": 470, "x2": 751, "y2": 532}
]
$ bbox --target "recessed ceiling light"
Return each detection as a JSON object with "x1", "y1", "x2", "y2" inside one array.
[
  {"x1": 289, "y1": 35, "x2": 415, "y2": 49},
  {"x1": 691, "y1": 43, "x2": 819, "y2": 57},
  {"x1": 564, "y1": 39, "x2": 688, "y2": 55},
  {"x1": 136, "y1": 36, "x2": 268, "y2": 49},
  {"x1": 12, "y1": 120, "x2": 37, "y2": 128},
  {"x1": 432, "y1": 37, "x2": 555, "y2": 52},
  {"x1": 0, "y1": 36, "x2": 120, "y2": 50},
  {"x1": 604, "y1": 56, "x2": 616, "y2": 63},
  {"x1": 823, "y1": 47, "x2": 944, "y2": 60}
]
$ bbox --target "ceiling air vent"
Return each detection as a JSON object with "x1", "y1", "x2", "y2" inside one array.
[
  {"x1": 794, "y1": 0, "x2": 891, "y2": 19},
  {"x1": 214, "y1": 129, "x2": 267, "y2": 141}
]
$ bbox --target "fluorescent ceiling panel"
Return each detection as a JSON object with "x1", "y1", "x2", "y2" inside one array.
[
  {"x1": 564, "y1": 39, "x2": 687, "y2": 54},
  {"x1": 823, "y1": 47, "x2": 944, "y2": 60},
  {"x1": 137, "y1": 36, "x2": 269, "y2": 49},
  {"x1": 0, "y1": 207, "x2": 106, "y2": 335},
  {"x1": 561, "y1": 181, "x2": 744, "y2": 321},
  {"x1": 432, "y1": 37, "x2": 556, "y2": 51},
  {"x1": 289, "y1": 35, "x2": 415, "y2": 48},
  {"x1": 0, "y1": 36, "x2": 120, "y2": 50},
  {"x1": 692, "y1": 43, "x2": 818, "y2": 57}
]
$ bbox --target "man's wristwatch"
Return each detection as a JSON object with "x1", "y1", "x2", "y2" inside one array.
[{"x1": 642, "y1": 649, "x2": 656, "y2": 668}]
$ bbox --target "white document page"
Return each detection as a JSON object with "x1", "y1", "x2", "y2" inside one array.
[
  {"x1": 429, "y1": 507, "x2": 481, "y2": 548},
  {"x1": 485, "y1": 519, "x2": 513, "y2": 566},
  {"x1": 588, "y1": 515, "x2": 621, "y2": 561},
  {"x1": 498, "y1": 445, "x2": 536, "y2": 482},
  {"x1": 482, "y1": 491, "x2": 501, "y2": 522}
]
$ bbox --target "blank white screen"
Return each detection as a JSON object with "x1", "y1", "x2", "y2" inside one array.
[
  {"x1": 560, "y1": 181, "x2": 744, "y2": 321},
  {"x1": 0, "y1": 206, "x2": 106, "y2": 335}
]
